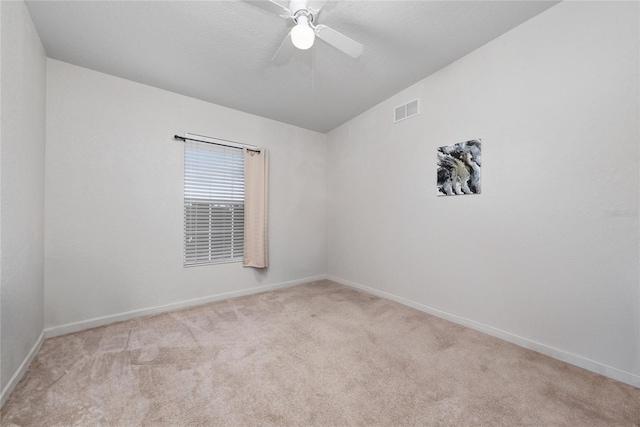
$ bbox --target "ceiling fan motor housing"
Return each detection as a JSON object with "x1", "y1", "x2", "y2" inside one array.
[{"x1": 289, "y1": 0, "x2": 313, "y2": 23}]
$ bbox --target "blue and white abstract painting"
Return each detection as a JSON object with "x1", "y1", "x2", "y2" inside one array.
[{"x1": 437, "y1": 139, "x2": 481, "y2": 196}]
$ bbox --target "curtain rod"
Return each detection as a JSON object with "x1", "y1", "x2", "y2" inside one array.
[{"x1": 174, "y1": 135, "x2": 261, "y2": 153}]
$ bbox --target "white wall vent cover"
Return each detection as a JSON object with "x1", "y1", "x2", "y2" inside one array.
[{"x1": 394, "y1": 99, "x2": 420, "y2": 123}]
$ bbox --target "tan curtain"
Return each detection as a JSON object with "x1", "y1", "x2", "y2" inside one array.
[{"x1": 243, "y1": 148, "x2": 269, "y2": 268}]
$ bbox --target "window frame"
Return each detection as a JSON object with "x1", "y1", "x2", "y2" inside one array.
[{"x1": 183, "y1": 134, "x2": 245, "y2": 267}]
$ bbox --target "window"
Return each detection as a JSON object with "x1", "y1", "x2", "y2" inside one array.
[{"x1": 184, "y1": 141, "x2": 244, "y2": 266}]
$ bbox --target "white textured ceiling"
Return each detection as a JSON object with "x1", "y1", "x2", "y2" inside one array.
[{"x1": 25, "y1": 0, "x2": 558, "y2": 133}]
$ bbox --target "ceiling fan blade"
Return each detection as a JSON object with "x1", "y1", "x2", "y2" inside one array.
[
  {"x1": 244, "y1": 0, "x2": 291, "y2": 18},
  {"x1": 272, "y1": 32, "x2": 294, "y2": 64},
  {"x1": 307, "y1": 0, "x2": 327, "y2": 14},
  {"x1": 315, "y1": 25, "x2": 363, "y2": 58}
]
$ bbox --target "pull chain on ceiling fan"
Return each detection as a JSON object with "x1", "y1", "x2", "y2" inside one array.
[{"x1": 244, "y1": 0, "x2": 364, "y2": 64}]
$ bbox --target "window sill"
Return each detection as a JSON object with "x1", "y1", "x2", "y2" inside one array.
[{"x1": 183, "y1": 258, "x2": 243, "y2": 268}]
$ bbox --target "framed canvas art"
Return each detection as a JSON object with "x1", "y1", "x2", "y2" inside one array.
[{"x1": 437, "y1": 139, "x2": 481, "y2": 196}]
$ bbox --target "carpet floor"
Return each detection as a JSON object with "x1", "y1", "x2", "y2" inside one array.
[{"x1": 1, "y1": 280, "x2": 639, "y2": 426}]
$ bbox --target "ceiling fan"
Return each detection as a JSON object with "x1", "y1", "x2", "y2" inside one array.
[{"x1": 244, "y1": 0, "x2": 364, "y2": 64}]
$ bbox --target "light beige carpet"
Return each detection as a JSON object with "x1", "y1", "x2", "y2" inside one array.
[{"x1": 1, "y1": 280, "x2": 639, "y2": 426}]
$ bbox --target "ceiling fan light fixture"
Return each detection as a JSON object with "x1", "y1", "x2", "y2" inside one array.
[{"x1": 291, "y1": 18, "x2": 315, "y2": 50}]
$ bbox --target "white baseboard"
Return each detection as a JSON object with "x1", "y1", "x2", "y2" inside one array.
[
  {"x1": 44, "y1": 274, "x2": 328, "y2": 339},
  {"x1": 1, "y1": 331, "x2": 44, "y2": 408},
  {"x1": 9, "y1": 273, "x2": 636, "y2": 410},
  {"x1": 327, "y1": 274, "x2": 640, "y2": 389}
]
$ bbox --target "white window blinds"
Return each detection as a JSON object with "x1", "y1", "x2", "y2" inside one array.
[{"x1": 184, "y1": 141, "x2": 244, "y2": 266}]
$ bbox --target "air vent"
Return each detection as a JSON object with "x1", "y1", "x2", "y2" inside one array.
[{"x1": 394, "y1": 99, "x2": 420, "y2": 123}]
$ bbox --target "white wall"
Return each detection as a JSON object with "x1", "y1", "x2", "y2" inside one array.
[
  {"x1": 327, "y1": 1, "x2": 639, "y2": 386},
  {"x1": 5, "y1": 0, "x2": 638, "y2": 396},
  {"x1": 45, "y1": 59, "x2": 327, "y2": 330},
  {"x1": 0, "y1": 0, "x2": 47, "y2": 399}
]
